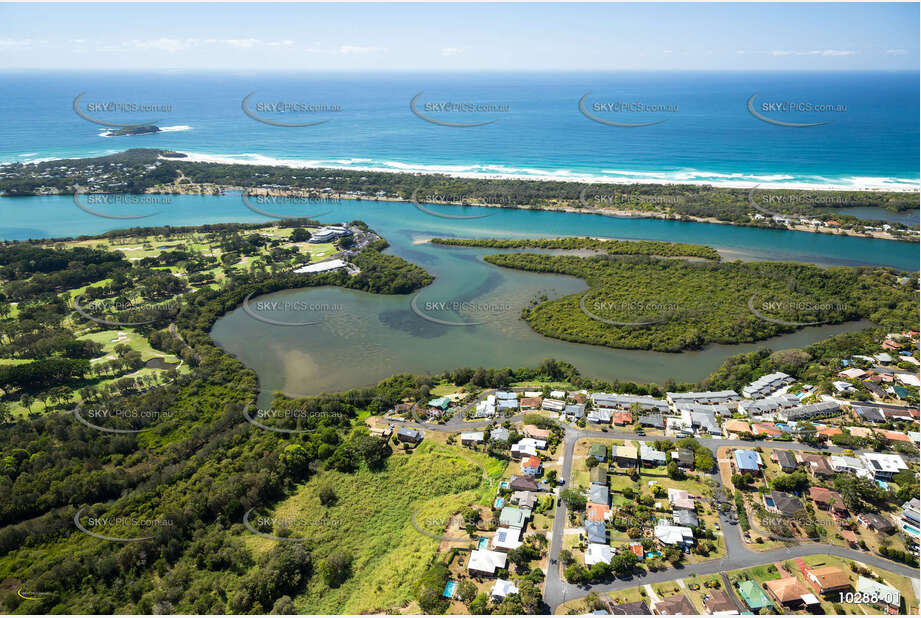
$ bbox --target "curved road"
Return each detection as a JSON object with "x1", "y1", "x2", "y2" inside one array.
[{"x1": 387, "y1": 413, "x2": 919, "y2": 612}]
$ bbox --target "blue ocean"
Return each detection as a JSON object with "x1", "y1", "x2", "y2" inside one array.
[{"x1": 0, "y1": 71, "x2": 918, "y2": 191}]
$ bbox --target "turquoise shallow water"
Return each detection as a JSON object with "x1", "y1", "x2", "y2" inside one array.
[{"x1": 0, "y1": 193, "x2": 917, "y2": 269}]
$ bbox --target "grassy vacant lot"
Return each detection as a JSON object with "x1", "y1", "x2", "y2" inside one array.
[{"x1": 243, "y1": 441, "x2": 505, "y2": 614}]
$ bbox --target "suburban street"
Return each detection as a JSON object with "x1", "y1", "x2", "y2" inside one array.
[{"x1": 388, "y1": 409, "x2": 920, "y2": 613}]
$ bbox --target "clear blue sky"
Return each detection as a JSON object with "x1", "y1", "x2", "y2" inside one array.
[{"x1": 0, "y1": 2, "x2": 917, "y2": 71}]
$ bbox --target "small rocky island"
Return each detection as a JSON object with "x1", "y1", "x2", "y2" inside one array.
[{"x1": 107, "y1": 125, "x2": 160, "y2": 136}]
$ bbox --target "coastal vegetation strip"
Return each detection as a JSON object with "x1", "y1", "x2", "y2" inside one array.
[
  {"x1": 430, "y1": 237, "x2": 721, "y2": 261},
  {"x1": 1, "y1": 149, "x2": 917, "y2": 239}
]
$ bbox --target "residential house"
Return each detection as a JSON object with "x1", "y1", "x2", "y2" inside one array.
[
  {"x1": 751, "y1": 422, "x2": 782, "y2": 438},
  {"x1": 733, "y1": 449, "x2": 762, "y2": 475},
  {"x1": 490, "y1": 579, "x2": 519, "y2": 600},
  {"x1": 673, "y1": 509, "x2": 699, "y2": 528},
  {"x1": 609, "y1": 601, "x2": 651, "y2": 615},
  {"x1": 427, "y1": 396, "x2": 452, "y2": 412},
  {"x1": 854, "y1": 405, "x2": 886, "y2": 423},
  {"x1": 586, "y1": 502, "x2": 611, "y2": 522},
  {"x1": 612, "y1": 411, "x2": 633, "y2": 426},
  {"x1": 589, "y1": 483, "x2": 610, "y2": 506},
  {"x1": 461, "y1": 431, "x2": 484, "y2": 446},
  {"x1": 809, "y1": 487, "x2": 848, "y2": 516},
  {"x1": 564, "y1": 403, "x2": 585, "y2": 419},
  {"x1": 653, "y1": 594, "x2": 697, "y2": 615},
  {"x1": 522, "y1": 424, "x2": 551, "y2": 440},
  {"x1": 738, "y1": 394, "x2": 801, "y2": 417},
  {"x1": 668, "y1": 488, "x2": 696, "y2": 511},
  {"x1": 614, "y1": 444, "x2": 638, "y2": 468},
  {"x1": 672, "y1": 448, "x2": 695, "y2": 469},
  {"x1": 497, "y1": 398, "x2": 519, "y2": 411},
  {"x1": 510, "y1": 491, "x2": 537, "y2": 510},
  {"x1": 490, "y1": 527, "x2": 523, "y2": 551},
  {"x1": 639, "y1": 414, "x2": 665, "y2": 430},
  {"x1": 742, "y1": 372, "x2": 794, "y2": 398},
  {"x1": 499, "y1": 506, "x2": 528, "y2": 530},
  {"x1": 861, "y1": 453, "x2": 908, "y2": 480},
  {"x1": 875, "y1": 429, "x2": 912, "y2": 444},
  {"x1": 703, "y1": 589, "x2": 739, "y2": 615},
  {"x1": 900, "y1": 498, "x2": 920, "y2": 544},
  {"x1": 585, "y1": 542, "x2": 615, "y2": 566},
  {"x1": 490, "y1": 426, "x2": 510, "y2": 443},
  {"x1": 511, "y1": 438, "x2": 546, "y2": 459},
  {"x1": 839, "y1": 367, "x2": 868, "y2": 380},
  {"x1": 766, "y1": 490, "x2": 803, "y2": 516},
  {"x1": 722, "y1": 419, "x2": 751, "y2": 437},
  {"x1": 830, "y1": 455, "x2": 870, "y2": 478},
  {"x1": 396, "y1": 427, "x2": 423, "y2": 443},
  {"x1": 475, "y1": 399, "x2": 496, "y2": 418},
  {"x1": 584, "y1": 520, "x2": 607, "y2": 544},
  {"x1": 856, "y1": 512, "x2": 894, "y2": 534},
  {"x1": 654, "y1": 520, "x2": 694, "y2": 546},
  {"x1": 467, "y1": 549, "x2": 507, "y2": 576},
  {"x1": 800, "y1": 452, "x2": 834, "y2": 478},
  {"x1": 590, "y1": 466, "x2": 608, "y2": 485},
  {"x1": 519, "y1": 396, "x2": 542, "y2": 411},
  {"x1": 587, "y1": 408, "x2": 612, "y2": 424},
  {"x1": 640, "y1": 443, "x2": 667, "y2": 467},
  {"x1": 772, "y1": 450, "x2": 797, "y2": 472},
  {"x1": 803, "y1": 565, "x2": 851, "y2": 595},
  {"x1": 588, "y1": 443, "x2": 608, "y2": 462},
  {"x1": 777, "y1": 401, "x2": 841, "y2": 422},
  {"x1": 667, "y1": 390, "x2": 740, "y2": 406},
  {"x1": 689, "y1": 409, "x2": 720, "y2": 435},
  {"x1": 591, "y1": 393, "x2": 669, "y2": 413},
  {"x1": 764, "y1": 577, "x2": 815, "y2": 609},
  {"x1": 521, "y1": 455, "x2": 542, "y2": 477},
  {"x1": 737, "y1": 580, "x2": 773, "y2": 611},
  {"x1": 541, "y1": 398, "x2": 565, "y2": 413},
  {"x1": 508, "y1": 475, "x2": 540, "y2": 492},
  {"x1": 856, "y1": 576, "x2": 900, "y2": 612}
]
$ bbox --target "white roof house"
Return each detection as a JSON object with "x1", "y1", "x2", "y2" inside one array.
[
  {"x1": 468, "y1": 549, "x2": 507, "y2": 575},
  {"x1": 861, "y1": 453, "x2": 908, "y2": 478},
  {"x1": 654, "y1": 520, "x2": 694, "y2": 545},
  {"x1": 550, "y1": 390, "x2": 566, "y2": 399},
  {"x1": 490, "y1": 579, "x2": 519, "y2": 599},
  {"x1": 856, "y1": 576, "x2": 900, "y2": 607},
  {"x1": 490, "y1": 526, "x2": 523, "y2": 551},
  {"x1": 830, "y1": 455, "x2": 872, "y2": 478},
  {"x1": 461, "y1": 431, "x2": 485, "y2": 443},
  {"x1": 584, "y1": 543, "x2": 616, "y2": 566},
  {"x1": 475, "y1": 400, "x2": 496, "y2": 417}
]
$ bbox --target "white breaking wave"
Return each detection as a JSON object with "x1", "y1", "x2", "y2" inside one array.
[{"x1": 162, "y1": 150, "x2": 919, "y2": 193}]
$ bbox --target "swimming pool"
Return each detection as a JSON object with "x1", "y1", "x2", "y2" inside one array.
[
  {"x1": 764, "y1": 496, "x2": 776, "y2": 508},
  {"x1": 646, "y1": 551, "x2": 663, "y2": 559},
  {"x1": 477, "y1": 537, "x2": 489, "y2": 550},
  {"x1": 443, "y1": 581, "x2": 457, "y2": 598},
  {"x1": 903, "y1": 523, "x2": 920, "y2": 537},
  {"x1": 494, "y1": 496, "x2": 504, "y2": 509}
]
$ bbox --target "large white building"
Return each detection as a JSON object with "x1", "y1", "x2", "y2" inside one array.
[{"x1": 309, "y1": 225, "x2": 350, "y2": 243}]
